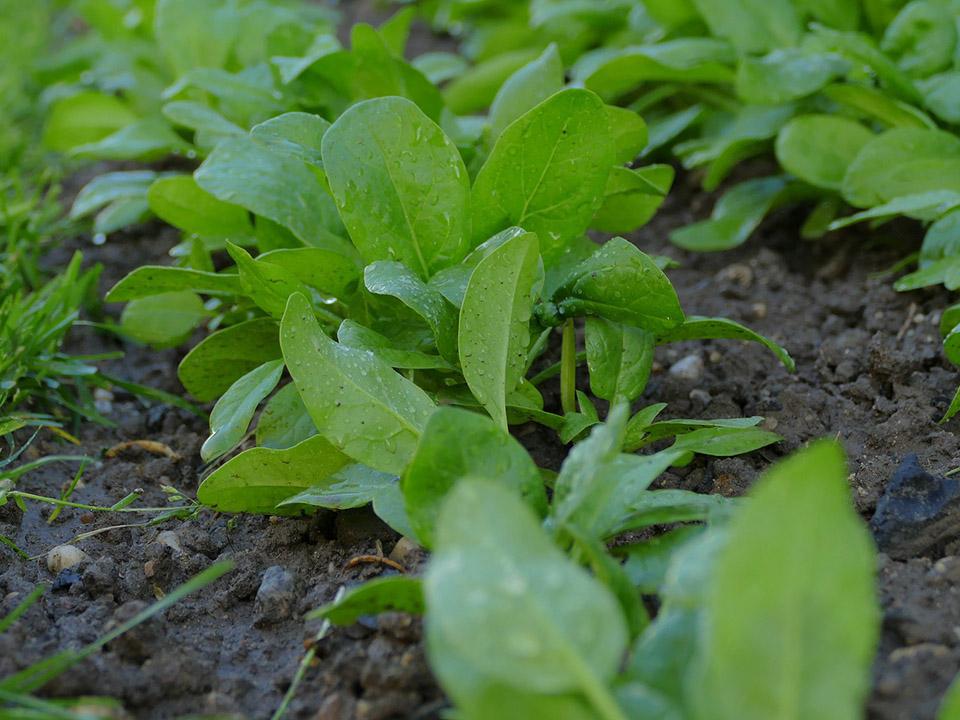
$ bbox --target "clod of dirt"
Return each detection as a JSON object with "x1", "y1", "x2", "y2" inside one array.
[
  {"x1": 107, "y1": 600, "x2": 164, "y2": 662},
  {"x1": 870, "y1": 454, "x2": 960, "y2": 559},
  {"x1": 254, "y1": 565, "x2": 297, "y2": 626},
  {"x1": 47, "y1": 544, "x2": 89, "y2": 573}
]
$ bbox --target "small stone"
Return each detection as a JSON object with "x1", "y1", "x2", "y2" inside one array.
[
  {"x1": 751, "y1": 302, "x2": 767, "y2": 319},
  {"x1": 155, "y1": 530, "x2": 182, "y2": 553},
  {"x1": 717, "y1": 263, "x2": 753, "y2": 288},
  {"x1": 144, "y1": 560, "x2": 157, "y2": 578},
  {"x1": 47, "y1": 545, "x2": 88, "y2": 574},
  {"x1": 668, "y1": 355, "x2": 704, "y2": 382},
  {"x1": 708, "y1": 350, "x2": 722, "y2": 364},
  {"x1": 761, "y1": 416, "x2": 779, "y2": 431},
  {"x1": 254, "y1": 565, "x2": 296, "y2": 626},
  {"x1": 688, "y1": 389, "x2": 711, "y2": 406},
  {"x1": 929, "y1": 556, "x2": 960, "y2": 584},
  {"x1": 389, "y1": 536, "x2": 419, "y2": 566},
  {"x1": 52, "y1": 569, "x2": 83, "y2": 592}
]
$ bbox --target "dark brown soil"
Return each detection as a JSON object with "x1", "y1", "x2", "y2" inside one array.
[{"x1": 4, "y1": 6, "x2": 960, "y2": 718}]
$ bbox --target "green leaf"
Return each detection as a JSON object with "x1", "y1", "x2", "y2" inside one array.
[
  {"x1": 774, "y1": 115, "x2": 873, "y2": 191},
  {"x1": 617, "y1": 490, "x2": 737, "y2": 532},
  {"x1": 277, "y1": 464, "x2": 397, "y2": 510},
  {"x1": 154, "y1": 0, "x2": 236, "y2": 77},
  {"x1": 881, "y1": 0, "x2": 956, "y2": 78},
  {"x1": 691, "y1": 0, "x2": 801, "y2": 53},
  {"x1": 919, "y1": 72, "x2": 960, "y2": 125},
  {"x1": 590, "y1": 165, "x2": 674, "y2": 234},
  {"x1": 338, "y1": 320, "x2": 454, "y2": 370},
  {"x1": 670, "y1": 177, "x2": 787, "y2": 251},
  {"x1": 426, "y1": 479, "x2": 628, "y2": 708},
  {"x1": 552, "y1": 238, "x2": 684, "y2": 333},
  {"x1": 842, "y1": 128, "x2": 960, "y2": 209},
  {"x1": 444, "y1": 48, "x2": 543, "y2": 115},
  {"x1": 106, "y1": 266, "x2": 242, "y2": 302},
  {"x1": 200, "y1": 359, "x2": 284, "y2": 462},
  {"x1": 471, "y1": 88, "x2": 615, "y2": 259},
  {"x1": 195, "y1": 135, "x2": 346, "y2": 250},
  {"x1": 249, "y1": 112, "x2": 329, "y2": 168},
  {"x1": 120, "y1": 292, "x2": 207, "y2": 347},
  {"x1": 574, "y1": 41, "x2": 735, "y2": 102},
  {"x1": 197, "y1": 435, "x2": 351, "y2": 514},
  {"x1": 364, "y1": 261, "x2": 459, "y2": 363},
  {"x1": 657, "y1": 316, "x2": 795, "y2": 371},
  {"x1": 618, "y1": 526, "x2": 705, "y2": 594},
  {"x1": 736, "y1": 50, "x2": 849, "y2": 105},
  {"x1": 669, "y1": 426, "x2": 781, "y2": 457},
  {"x1": 255, "y1": 383, "x2": 316, "y2": 449},
  {"x1": 163, "y1": 100, "x2": 245, "y2": 150},
  {"x1": 309, "y1": 576, "x2": 424, "y2": 624},
  {"x1": 403, "y1": 407, "x2": 547, "y2": 548},
  {"x1": 226, "y1": 242, "x2": 309, "y2": 319},
  {"x1": 606, "y1": 107, "x2": 649, "y2": 165},
  {"x1": 830, "y1": 191, "x2": 960, "y2": 230},
  {"x1": 178, "y1": 317, "x2": 281, "y2": 402},
  {"x1": 70, "y1": 118, "x2": 190, "y2": 161},
  {"x1": 322, "y1": 97, "x2": 470, "y2": 278},
  {"x1": 257, "y1": 247, "x2": 361, "y2": 299},
  {"x1": 821, "y1": 84, "x2": 934, "y2": 129},
  {"x1": 43, "y1": 92, "x2": 138, "y2": 153},
  {"x1": 280, "y1": 293, "x2": 435, "y2": 474},
  {"x1": 459, "y1": 230, "x2": 540, "y2": 429},
  {"x1": 941, "y1": 672, "x2": 960, "y2": 719},
  {"x1": 147, "y1": 175, "x2": 254, "y2": 241},
  {"x1": 585, "y1": 318, "x2": 655, "y2": 404},
  {"x1": 690, "y1": 441, "x2": 878, "y2": 720},
  {"x1": 70, "y1": 171, "x2": 158, "y2": 220},
  {"x1": 488, "y1": 43, "x2": 564, "y2": 144}
]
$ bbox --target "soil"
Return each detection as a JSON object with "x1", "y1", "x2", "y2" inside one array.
[{"x1": 4, "y1": 5, "x2": 960, "y2": 719}]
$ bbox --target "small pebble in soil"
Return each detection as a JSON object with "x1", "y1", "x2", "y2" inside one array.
[
  {"x1": 870, "y1": 454, "x2": 960, "y2": 559},
  {"x1": 254, "y1": 565, "x2": 296, "y2": 625},
  {"x1": 669, "y1": 354, "x2": 704, "y2": 382},
  {"x1": 155, "y1": 530, "x2": 182, "y2": 553},
  {"x1": 51, "y1": 569, "x2": 83, "y2": 592},
  {"x1": 47, "y1": 544, "x2": 88, "y2": 573},
  {"x1": 688, "y1": 388, "x2": 712, "y2": 406}
]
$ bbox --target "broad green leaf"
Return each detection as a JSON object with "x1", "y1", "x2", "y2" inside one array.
[
  {"x1": 163, "y1": 100, "x2": 244, "y2": 150},
  {"x1": 197, "y1": 435, "x2": 350, "y2": 514},
  {"x1": 249, "y1": 112, "x2": 329, "y2": 169},
  {"x1": 364, "y1": 261, "x2": 459, "y2": 363},
  {"x1": 154, "y1": 0, "x2": 236, "y2": 77},
  {"x1": 195, "y1": 135, "x2": 346, "y2": 250},
  {"x1": 736, "y1": 50, "x2": 848, "y2": 105},
  {"x1": 842, "y1": 128, "x2": 960, "y2": 208},
  {"x1": 309, "y1": 576, "x2": 424, "y2": 624},
  {"x1": 488, "y1": 43, "x2": 564, "y2": 144},
  {"x1": 226, "y1": 243, "x2": 310, "y2": 319},
  {"x1": 70, "y1": 171, "x2": 158, "y2": 220},
  {"x1": 574, "y1": 41, "x2": 736, "y2": 102},
  {"x1": 148, "y1": 175, "x2": 254, "y2": 241},
  {"x1": 670, "y1": 177, "x2": 787, "y2": 251},
  {"x1": 941, "y1": 672, "x2": 960, "y2": 719},
  {"x1": 919, "y1": 72, "x2": 960, "y2": 125},
  {"x1": 338, "y1": 320, "x2": 454, "y2": 370},
  {"x1": 106, "y1": 267, "x2": 241, "y2": 302},
  {"x1": 322, "y1": 97, "x2": 470, "y2": 278},
  {"x1": 591, "y1": 165, "x2": 674, "y2": 234},
  {"x1": 794, "y1": 0, "x2": 860, "y2": 28},
  {"x1": 280, "y1": 293, "x2": 435, "y2": 474},
  {"x1": 43, "y1": 92, "x2": 137, "y2": 152},
  {"x1": 471, "y1": 89, "x2": 615, "y2": 259},
  {"x1": 626, "y1": 416, "x2": 764, "y2": 452},
  {"x1": 178, "y1": 317, "x2": 281, "y2": 402},
  {"x1": 586, "y1": 318, "x2": 655, "y2": 404},
  {"x1": 920, "y1": 208, "x2": 960, "y2": 267},
  {"x1": 120, "y1": 292, "x2": 207, "y2": 347},
  {"x1": 881, "y1": 0, "x2": 956, "y2": 77},
  {"x1": 200, "y1": 359, "x2": 284, "y2": 462},
  {"x1": 552, "y1": 405, "x2": 682, "y2": 539},
  {"x1": 255, "y1": 247, "x2": 360, "y2": 299},
  {"x1": 255, "y1": 383, "x2": 316, "y2": 449},
  {"x1": 70, "y1": 118, "x2": 190, "y2": 161},
  {"x1": 690, "y1": 441, "x2": 878, "y2": 720},
  {"x1": 606, "y1": 107, "x2": 649, "y2": 165},
  {"x1": 426, "y1": 479, "x2": 628, "y2": 697},
  {"x1": 459, "y1": 230, "x2": 540, "y2": 429},
  {"x1": 277, "y1": 464, "x2": 397, "y2": 510},
  {"x1": 774, "y1": 115, "x2": 873, "y2": 191},
  {"x1": 669, "y1": 426, "x2": 781, "y2": 457},
  {"x1": 403, "y1": 407, "x2": 546, "y2": 548},
  {"x1": 617, "y1": 490, "x2": 737, "y2": 533},
  {"x1": 552, "y1": 238, "x2": 684, "y2": 333},
  {"x1": 822, "y1": 84, "x2": 934, "y2": 129},
  {"x1": 444, "y1": 48, "x2": 543, "y2": 115},
  {"x1": 657, "y1": 316, "x2": 795, "y2": 371},
  {"x1": 413, "y1": 51, "x2": 469, "y2": 85},
  {"x1": 618, "y1": 526, "x2": 706, "y2": 594},
  {"x1": 691, "y1": 0, "x2": 801, "y2": 53},
  {"x1": 169, "y1": 66, "x2": 284, "y2": 127},
  {"x1": 830, "y1": 191, "x2": 960, "y2": 230}
]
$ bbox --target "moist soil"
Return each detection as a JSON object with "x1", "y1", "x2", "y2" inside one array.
[{"x1": 4, "y1": 10, "x2": 960, "y2": 720}]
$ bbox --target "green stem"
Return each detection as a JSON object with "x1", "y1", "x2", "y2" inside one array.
[
  {"x1": 560, "y1": 319, "x2": 577, "y2": 415},
  {"x1": 528, "y1": 351, "x2": 587, "y2": 387},
  {"x1": 10, "y1": 491, "x2": 190, "y2": 514}
]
